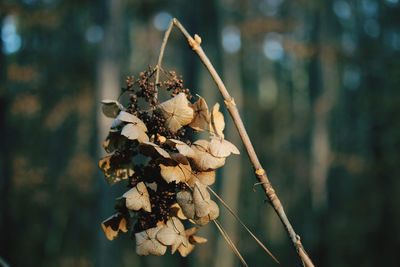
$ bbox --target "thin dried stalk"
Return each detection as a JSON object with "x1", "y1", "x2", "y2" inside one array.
[
  {"x1": 171, "y1": 18, "x2": 314, "y2": 267},
  {"x1": 213, "y1": 220, "x2": 248, "y2": 267}
]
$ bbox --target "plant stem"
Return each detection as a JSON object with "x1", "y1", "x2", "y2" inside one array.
[
  {"x1": 155, "y1": 20, "x2": 174, "y2": 101},
  {"x1": 172, "y1": 18, "x2": 314, "y2": 267}
]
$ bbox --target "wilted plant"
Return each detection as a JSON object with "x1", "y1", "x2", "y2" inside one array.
[{"x1": 99, "y1": 19, "x2": 314, "y2": 267}]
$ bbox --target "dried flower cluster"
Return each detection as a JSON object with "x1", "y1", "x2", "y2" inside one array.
[{"x1": 99, "y1": 68, "x2": 239, "y2": 257}]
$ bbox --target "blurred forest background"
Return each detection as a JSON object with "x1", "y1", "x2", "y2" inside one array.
[{"x1": 1, "y1": 0, "x2": 400, "y2": 266}]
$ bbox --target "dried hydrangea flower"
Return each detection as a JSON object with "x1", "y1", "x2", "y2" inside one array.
[
  {"x1": 135, "y1": 225, "x2": 167, "y2": 256},
  {"x1": 122, "y1": 182, "x2": 152, "y2": 212},
  {"x1": 158, "y1": 93, "x2": 194, "y2": 133}
]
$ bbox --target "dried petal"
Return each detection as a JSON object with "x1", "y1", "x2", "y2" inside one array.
[
  {"x1": 122, "y1": 182, "x2": 151, "y2": 212},
  {"x1": 121, "y1": 123, "x2": 149, "y2": 143},
  {"x1": 193, "y1": 200, "x2": 219, "y2": 226},
  {"x1": 103, "y1": 131, "x2": 127, "y2": 153},
  {"x1": 191, "y1": 141, "x2": 226, "y2": 171},
  {"x1": 209, "y1": 103, "x2": 225, "y2": 138},
  {"x1": 189, "y1": 96, "x2": 209, "y2": 131},
  {"x1": 135, "y1": 225, "x2": 167, "y2": 256},
  {"x1": 160, "y1": 162, "x2": 192, "y2": 184},
  {"x1": 101, "y1": 100, "x2": 123, "y2": 118},
  {"x1": 101, "y1": 213, "x2": 128, "y2": 240},
  {"x1": 176, "y1": 190, "x2": 195, "y2": 219},
  {"x1": 111, "y1": 111, "x2": 148, "y2": 132},
  {"x1": 139, "y1": 141, "x2": 171, "y2": 159},
  {"x1": 209, "y1": 136, "x2": 240, "y2": 158},
  {"x1": 158, "y1": 93, "x2": 194, "y2": 133},
  {"x1": 166, "y1": 139, "x2": 195, "y2": 157},
  {"x1": 193, "y1": 182, "x2": 211, "y2": 218},
  {"x1": 170, "y1": 203, "x2": 187, "y2": 220},
  {"x1": 98, "y1": 155, "x2": 134, "y2": 185},
  {"x1": 156, "y1": 226, "x2": 177, "y2": 246}
]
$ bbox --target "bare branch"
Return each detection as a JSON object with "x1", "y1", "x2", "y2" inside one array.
[
  {"x1": 155, "y1": 20, "x2": 174, "y2": 100},
  {"x1": 172, "y1": 18, "x2": 314, "y2": 267}
]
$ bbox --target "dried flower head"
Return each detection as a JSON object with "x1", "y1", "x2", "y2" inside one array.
[{"x1": 99, "y1": 67, "x2": 239, "y2": 257}]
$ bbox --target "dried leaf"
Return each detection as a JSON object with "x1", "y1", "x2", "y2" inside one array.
[
  {"x1": 209, "y1": 136, "x2": 240, "y2": 158},
  {"x1": 135, "y1": 225, "x2": 167, "y2": 256},
  {"x1": 158, "y1": 93, "x2": 194, "y2": 133},
  {"x1": 101, "y1": 100, "x2": 123, "y2": 118},
  {"x1": 98, "y1": 155, "x2": 134, "y2": 185},
  {"x1": 122, "y1": 182, "x2": 151, "y2": 212},
  {"x1": 189, "y1": 96, "x2": 209, "y2": 131},
  {"x1": 166, "y1": 139, "x2": 195, "y2": 157},
  {"x1": 139, "y1": 141, "x2": 171, "y2": 159},
  {"x1": 101, "y1": 213, "x2": 128, "y2": 240},
  {"x1": 121, "y1": 123, "x2": 149, "y2": 143},
  {"x1": 209, "y1": 103, "x2": 225, "y2": 138}
]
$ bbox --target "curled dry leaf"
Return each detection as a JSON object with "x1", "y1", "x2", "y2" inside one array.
[
  {"x1": 121, "y1": 123, "x2": 149, "y2": 143},
  {"x1": 160, "y1": 154, "x2": 192, "y2": 184},
  {"x1": 209, "y1": 136, "x2": 240, "y2": 158},
  {"x1": 139, "y1": 141, "x2": 171, "y2": 159},
  {"x1": 209, "y1": 103, "x2": 225, "y2": 138},
  {"x1": 189, "y1": 96, "x2": 209, "y2": 131},
  {"x1": 158, "y1": 93, "x2": 194, "y2": 133},
  {"x1": 135, "y1": 225, "x2": 167, "y2": 256},
  {"x1": 101, "y1": 100, "x2": 124, "y2": 118},
  {"x1": 190, "y1": 140, "x2": 226, "y2": 171},
  {"x1": 166, "y1": 139, "x2": 195, "y2": 157},
  {"x1": 122, "y1": 182, "x2": 152, "y2": 212},
  {"x1": 111, "y1": 111, "x2": 148, "y2": 132},
  {"x1": 98, "y1": 155, "x2": 134, "y2": 186},
  {"x1": 101, "y1": 213, "x2": 128, "y2": 240}
]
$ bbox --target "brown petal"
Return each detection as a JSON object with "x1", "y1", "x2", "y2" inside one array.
[
  {"x1": 122, "y1": 182, "x2": 151, "y2": 212},
  {"x1": 209, "y1": 103, "x2": 225, "y2": 138},
  {"x1": 101, "y1": 213, "x2": 128, "y2": 241},
  {"x1": 159, "y1": 161, "x2": 192, "y2": 183},
  {"x1": 158, "y1": 93, "x2": 194, "y2": 133},
  {"x1": 121, "y1": 123, "x2": 149, "y2": 143},
  {"x1": 176, "y1": 190, "x2": 195, "y2": 219},
  {"x1": 209, "y1": 136, "x2": 240, "y2": 158},
  {"x1": 189, "y1": 96, "x2": 209, "y2": 131},
  {"x1": 135, "y1": 225, "x2": 167, "y2": 256},
  {"x1": 101, "y1": 100, "x2": 123, "y2": 118},
  {"x1": 139, "y1": 141, "x2": 171, "y2": 159},
  {"x1": 166, "y1": 139, "x2": 195, "y2": 157}
]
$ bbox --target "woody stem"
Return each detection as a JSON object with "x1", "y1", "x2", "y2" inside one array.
[{"x1": 171, "y1": 18, "x2": 315, "y2": 267}]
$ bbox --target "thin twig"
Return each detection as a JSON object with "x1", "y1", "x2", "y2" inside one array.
[
  {"x1": 171, "y1": 18, "x2": 314, "y2": 267},
  {"x1": 155, "y1": 21, "x2": 174, "y2": 101}
]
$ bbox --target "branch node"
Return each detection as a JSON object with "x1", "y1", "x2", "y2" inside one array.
[
  {"x1": 224, "y1": 97, "x2": 236, "y2": 108},
  {"x1": 189, "y1": 34, "x2": 202, "y2": 50},
  {"x1": 255, "y1": 168, "x2": 265, "y2": 176}
]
